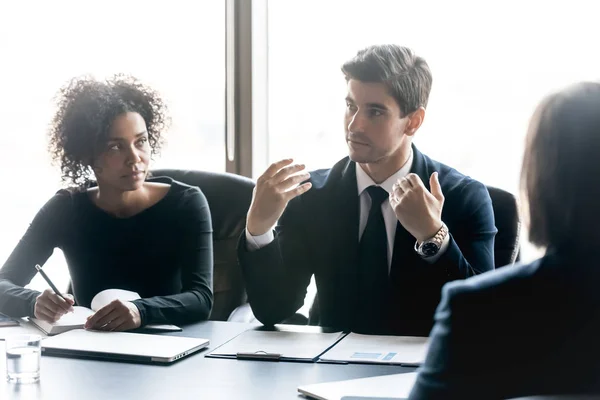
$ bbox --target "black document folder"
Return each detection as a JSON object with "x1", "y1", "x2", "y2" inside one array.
[{"x1": 206, "y1": 325, "x2": 347, "y2": 362}]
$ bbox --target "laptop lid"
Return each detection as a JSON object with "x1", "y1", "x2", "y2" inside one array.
[
  {"x1": 41, "y1": 329, "x2": 209, "y2": 364},
  {"x1": 297, "y1": 372, "x2": 417, "y2": 400}
]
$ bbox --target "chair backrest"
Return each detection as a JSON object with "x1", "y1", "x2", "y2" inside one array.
[
  {"x1": 486, "y1": 185, "x2": 521, "y2": 267},
  {"x1": 152, "y1": 169, "x2": 255, "y2": 321}
]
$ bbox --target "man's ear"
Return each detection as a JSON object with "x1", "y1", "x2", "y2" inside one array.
[{"x1": 403, "y1": 107, "x2": 426, "y2": 137}]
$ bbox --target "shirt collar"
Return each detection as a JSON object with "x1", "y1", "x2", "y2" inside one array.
[{"x1": 356, "y1": 149, "x2": 414, "y2": 196}]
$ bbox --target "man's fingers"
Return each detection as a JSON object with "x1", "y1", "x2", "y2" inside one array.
[
  {"x1": 276, "y1": 172, "x2": 311, "y2": 192},
  {"x1": 392, "y1": 181, "x2": 404, "y2": 195},
  {"x1": 429, "y1": 172, "x2": 444, "y2": 203},
  {"x1": 284, "y1": 182, "x2": 312, "y2": 201},
  {"x1": 406, "y1": 174, "x2": 423, "y2": 189},
  {"x1": 389, "y1": 189, "x2": 398, "y2": 204},
  {"x1": 262, "y1": 159, "x2": 294, "y2": 180},
  {"x1": 270, "y1": 164, "x2": 307, "y2": 186},
  {"x1": 399, "y1": 177, "x2": 412, "y2": 193}
]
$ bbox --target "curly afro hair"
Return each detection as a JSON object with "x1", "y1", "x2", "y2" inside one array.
[{"x1": 48, "y1": 74, "x2": 169, "y2": 189}]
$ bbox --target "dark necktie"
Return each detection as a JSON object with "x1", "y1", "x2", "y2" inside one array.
[{"x1": 355, "y1": 185, "x2": 389, "y2": 332}]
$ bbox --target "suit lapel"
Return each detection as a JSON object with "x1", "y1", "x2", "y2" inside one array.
[
  {"x1": 332, "y1": 160, "x2": 360, "y2": 275},
  {"x1": 330, "y1": 161, "x2": 361, "y2": 328},
  {"x1": 409, "y1": 144, "x2": 432, "y2": 192}
]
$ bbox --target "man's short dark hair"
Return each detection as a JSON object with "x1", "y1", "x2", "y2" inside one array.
[
  {"x1": 522, "y1": 81, "x2": 600, "y2": 251},
  {"x1": 342, "y1": 44, "x2": 432, "y2": 116}
]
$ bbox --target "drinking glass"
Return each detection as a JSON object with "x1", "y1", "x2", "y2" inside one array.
[{"x1": 5, "y1": 334, "x2": 41, "y2": 383}]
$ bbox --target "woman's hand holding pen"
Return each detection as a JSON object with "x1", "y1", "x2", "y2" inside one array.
[
  {"x1": 84, "y1": 299, "x2": 141, "y2": 332},
  {"x1": 34, "y1": 288, "x2": 75, "y2": 322}
]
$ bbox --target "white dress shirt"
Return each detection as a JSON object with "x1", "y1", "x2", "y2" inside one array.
[{"x1": 246, "y1": 150, "x2": 449, "y2": 267}]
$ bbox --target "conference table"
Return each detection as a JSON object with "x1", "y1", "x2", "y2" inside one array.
[{"x1": 0, "y1": 321, "x2": 415, "y2": 400}]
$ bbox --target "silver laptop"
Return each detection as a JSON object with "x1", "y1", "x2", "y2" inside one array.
[
  {"x1": 298, "y1": 372, "x2": 417, "y2": 400},
  {"x1": 41, "y1": 329, "x2": 209, "y2": 364}
]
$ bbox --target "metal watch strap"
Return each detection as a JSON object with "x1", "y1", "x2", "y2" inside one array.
[{"x1": 414, "y1": 223, "x2": 448, "y2": 256}]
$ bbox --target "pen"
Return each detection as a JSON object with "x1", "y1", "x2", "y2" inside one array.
[{"x1": 35, "y1": 264, "x2": 69, "y2": 303}]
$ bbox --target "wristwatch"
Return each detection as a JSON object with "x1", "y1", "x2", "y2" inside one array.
[{"x1": 414, "y1": 223, "x2": 448, "y2": 258}]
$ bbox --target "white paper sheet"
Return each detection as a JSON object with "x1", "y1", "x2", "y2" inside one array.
[{"x1": 319, "y1": 333, "x2": 429, "y2": 365}]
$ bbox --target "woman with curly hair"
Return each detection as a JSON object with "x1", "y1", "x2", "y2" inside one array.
[{"x1": 0, "y1": 75, "x2": 213, "y2": 331}]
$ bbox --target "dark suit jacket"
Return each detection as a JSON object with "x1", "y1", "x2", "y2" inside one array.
[
  {"x1": 239, "y1": 145, "x2": 496, "y2": 336},
  {"x1": 409, "y1": 250, "x2": 600, "y2": 399}
]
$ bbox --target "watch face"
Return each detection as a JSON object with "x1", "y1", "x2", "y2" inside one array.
[{"x1": 421, "y1": 242, "x2": 440, "y2": 257}]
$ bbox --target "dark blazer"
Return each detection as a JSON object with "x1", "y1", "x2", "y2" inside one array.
[
  {"x1": 409, "y1": 251, "x2": 600, "y2": 399},
  {"x1": 239, "y1": 145, "x2": 496, "y2": 336}
]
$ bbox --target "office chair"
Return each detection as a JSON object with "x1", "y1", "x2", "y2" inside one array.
[
  {"x1": 152, "y1": 169, "x2": 255, "y2": 321},
  {"x1": 156, "y1": 169, "x2": 312, "y2": 324},
  {"x1": 486, "y1": 185, "x2": 521, "y2": 267}
]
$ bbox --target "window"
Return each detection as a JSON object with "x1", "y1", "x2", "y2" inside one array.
[
  {"x1": 0, "y1": 1, "x2": 225, "y2": 291},
  {"x1": 266, "y1": 0, "x2": 600, "y2": 262}
]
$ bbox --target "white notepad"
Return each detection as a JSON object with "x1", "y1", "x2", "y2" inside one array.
[
  {"x1": 298, "y1": 372, "x2": 417, "y2": 400},
  {"x1": 318, "y1": 333, "x2": 429, "y2": 366},
  {"x1": 29, "y1": 288, "x2": 181, "y2": 335},
  {"x1": 41, "y1": 329, "x2": 208, "y2": 363}
]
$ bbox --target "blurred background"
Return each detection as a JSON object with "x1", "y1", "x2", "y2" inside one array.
[{"x1": 1, "y1": 0, "x2": 598, "y2": 301}]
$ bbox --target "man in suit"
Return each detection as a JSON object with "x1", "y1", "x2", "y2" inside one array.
[
  {"x1": 239, "y1": 44, "x2": 496, "y2": 336},
  {"x1": 408, "y1": 82, "x2": 600, "y2": 398}
]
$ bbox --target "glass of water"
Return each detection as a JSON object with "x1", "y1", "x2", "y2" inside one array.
[{"x1": 5, "y1": 334, "x2": 41, "y2": 383}]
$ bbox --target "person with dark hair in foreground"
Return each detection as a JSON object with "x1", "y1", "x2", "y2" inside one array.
[
  {"x1": 409, "y1": 82, "x2": 600, "y2": 399},
  {"x1": 0, "y1": 75, "x2": 213, "y2": 331},
  {"x1": 238, "y1": 44, "x2": 496, "y2": 336}
]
